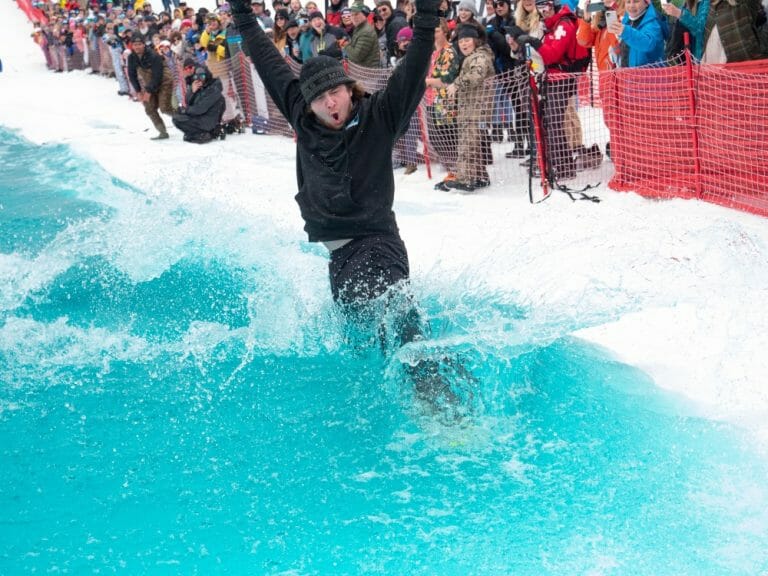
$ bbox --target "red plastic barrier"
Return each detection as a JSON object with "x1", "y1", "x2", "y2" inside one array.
[
  {"x1": 604, "y1": 57, "x2": 768, "y2": 217},
  {"x1": 16, "y1": 0, "x2": 48, "y2": 24},
  {"x1": 14, "y1": 0, "x2": 768, "y2": 219}
]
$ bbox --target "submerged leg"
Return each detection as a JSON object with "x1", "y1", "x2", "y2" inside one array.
[{"x1": 327, "y1": 234, "x2": 476, "y2": 420}]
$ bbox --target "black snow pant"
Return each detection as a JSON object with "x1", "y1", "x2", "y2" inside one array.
[
  {"x1": 543, "y1": 75, "x2": 577, "y2": 178},
  {"x1": 328, "y1": 234, "x2": 424, "y2": 348},
  {"x1": 329, "y1": 234, "x2": 464, "y2": 412},
  {"x1": 172, "y1": 114, "x2": 215, "y2": 142}
]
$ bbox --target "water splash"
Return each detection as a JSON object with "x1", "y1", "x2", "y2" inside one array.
[{"x1": 2, "y1": 130, "x2": 767, "y2": 575}]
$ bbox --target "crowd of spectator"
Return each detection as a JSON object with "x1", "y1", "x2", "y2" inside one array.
[{"x1": 24, "y1": 0, "x2": 768, "y2": 186}]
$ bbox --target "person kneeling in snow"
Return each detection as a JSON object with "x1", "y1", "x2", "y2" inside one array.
[{"x1": 172, "y1": 64, "x2": 226, "y2": 144}]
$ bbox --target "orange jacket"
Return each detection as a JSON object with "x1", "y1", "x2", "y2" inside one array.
[{"x1": 576, "y1": 11, "x2": 624, "y2": 72}]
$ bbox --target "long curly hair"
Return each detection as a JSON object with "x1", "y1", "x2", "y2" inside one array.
[{"x1": 515, "y1": 0, "x2": 543, "y2": 36}]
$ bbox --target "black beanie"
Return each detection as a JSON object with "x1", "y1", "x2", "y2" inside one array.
[
  {"x1": 456, "y1": 24, "x2": 479, "y2": 40},
  {"x1": 299, "y1": 55, "x2": 355, "y2": 103}
]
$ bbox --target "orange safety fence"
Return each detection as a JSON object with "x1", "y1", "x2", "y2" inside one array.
[
  {"x1": 15, "y1": 0, "x2": 47, "y2": 24},
  {"x1": 602, "y1": 55, "x2": 768, "y2": 217},
  {"x1": 29, "y1": 26, "x2": 768, "y2": 217}
]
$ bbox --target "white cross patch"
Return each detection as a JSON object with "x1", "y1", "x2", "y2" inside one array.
[{"x1": 554, "y1": 24, "x2": 567, "y2": 40}]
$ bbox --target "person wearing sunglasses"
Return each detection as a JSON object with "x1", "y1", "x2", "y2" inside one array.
[{"x1": 376, "y1": 0, "x2": 408, "y2": 63}]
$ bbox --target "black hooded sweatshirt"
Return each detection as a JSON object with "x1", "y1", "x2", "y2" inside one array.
[
  {"x1": 178, "y1": 76, "x2": 225, "y2": 132},
  {"x1": 233, "y1": 10, "x2": 434, "y2": 243},
  {"x1": 127, "y1": 46, "x2": 166, "y2": 94}
]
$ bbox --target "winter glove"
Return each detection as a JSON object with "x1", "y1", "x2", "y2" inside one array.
[
  {"x1": 503, "y1": 24, "x2": 526, "y2": 40},
  {"x1": 516, "y1": 35, "x2": 542, "y2": 50},
  {"x1": 319, "y1": 44, "x2": 342, "y2": 58},
  {"x1": 228, "y1": 0, "x2": 252, "y2": 17},
  {"x1": 414, "y1": 0, "x2": 440, "y2": 15},
  {"x1": 413, "y1": 0, "x2": 441, "y2": 27}
]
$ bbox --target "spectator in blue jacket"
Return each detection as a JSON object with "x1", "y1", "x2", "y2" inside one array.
[{"x1": 606, "y1": 0, "x2": 665, "y2": 66}]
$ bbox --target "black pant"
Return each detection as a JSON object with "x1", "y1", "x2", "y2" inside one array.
[
  {"x1": 543, "y1": 75, "x2": 577, "y2": 176},
  {"x1": 330, "y1": 235, "x2": 466, "y2": 412},
  {"x1": 328, "y1": 234, "x2": 424, "y2": 348},
  {"x1": 172, "y1": 114, "x2": 215, "y2": 141}
]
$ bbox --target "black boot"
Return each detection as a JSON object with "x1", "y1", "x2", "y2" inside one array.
[
  {"x1": 505, "y1": 134, "x2": 527, "y2": 158},
  {"x1": 575, "y1": 144, "x2": 603, "y2": 170},
  {"x1": 505, "y1": 147, "x2": 527, "y2": 159}
]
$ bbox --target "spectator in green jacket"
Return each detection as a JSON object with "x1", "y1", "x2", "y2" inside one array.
[{"x1": 346, "y1": 1, "x2": 382, "y2": 66}]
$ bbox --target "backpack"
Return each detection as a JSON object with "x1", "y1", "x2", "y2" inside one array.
[
  {"x1": 554, "y1": 12, "x2": 592, "y2": 72},
  {"x1": 665, "y1": 18, "x2": 694, "y2": 60}
]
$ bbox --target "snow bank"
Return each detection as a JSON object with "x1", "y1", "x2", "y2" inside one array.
[{"x1": 2, "y1": 2, "x2": 766, "y2": 446}]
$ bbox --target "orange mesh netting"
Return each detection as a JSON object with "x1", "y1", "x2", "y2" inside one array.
[{"x1": 33, "y1": 22, "x2": 768, "y2": 217}]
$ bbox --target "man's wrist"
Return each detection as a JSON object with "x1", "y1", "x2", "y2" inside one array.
[
  {"x1": 233, "y1": 12, "x2": 259, "y2": 27},
  {"x1": 412, "y1": 13, "x2": 440, "y2": 28}
]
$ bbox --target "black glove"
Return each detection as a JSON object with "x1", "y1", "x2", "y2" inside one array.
[
  {"x1": 503, "y1": 24, "x2": 525, "y2": 40},
  {"x1": 228, "y1": 0, "x2": 252, "y2": 17},
  {"x1": 414, "y1": 0, "x2": 440, "y2": 15},
  {"x1": 517, "y1": 35, "x2": 542, "y2": 50},
  {"x1": 413, "y1": 0, "x2": 440, "y2": 27}
]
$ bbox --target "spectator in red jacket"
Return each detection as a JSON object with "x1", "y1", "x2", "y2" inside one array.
[
  {"x1": 516, "y1": 0, "x2": 590, "y2": 180},
  {"x1": 326, "y1": 0, "x2": 347, "y2": 26}
]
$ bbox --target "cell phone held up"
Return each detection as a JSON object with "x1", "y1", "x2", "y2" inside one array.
[{"x1": 605, "y1": 9, "x2": 618, "y2": 28}]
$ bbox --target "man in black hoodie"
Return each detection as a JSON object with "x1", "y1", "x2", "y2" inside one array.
[
  {"x1": 229, "y1": 0, "x2": 459, "y2": 408},
  {"x1": 127, "y1": 35, "x2": 174, "y2": 140}
]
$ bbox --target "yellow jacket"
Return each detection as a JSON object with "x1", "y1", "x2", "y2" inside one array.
[{"x1": 200, "y1": 29, "x2": 228, "y2": 62}]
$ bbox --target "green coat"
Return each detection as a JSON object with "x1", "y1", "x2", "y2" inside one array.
[{"x1": 346, "y1": 21, "x2": 382, "y2": 68}]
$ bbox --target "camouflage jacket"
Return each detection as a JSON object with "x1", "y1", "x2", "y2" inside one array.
[{"x1": 455, "y1": 44, "x2": 494, "y2": 123}]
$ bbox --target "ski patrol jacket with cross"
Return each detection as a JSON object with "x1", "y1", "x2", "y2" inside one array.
[{"x1": 538, "y1": 5, "x2": 591, "y2": 72}]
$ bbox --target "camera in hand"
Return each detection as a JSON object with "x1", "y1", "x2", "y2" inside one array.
[{"x1": 586, "y1": 0, "x2": 605, "y2": 12}]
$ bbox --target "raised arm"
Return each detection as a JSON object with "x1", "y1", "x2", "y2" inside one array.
[
  {"x1": 375, "y1": 0, "x2": 440, "y2": 136},
  {"x1": 619, "y1": 8, "x2": 663, "y2": 54},
  {"x1": 229, "y1": 0, "x2": 303, "y2": 123}
]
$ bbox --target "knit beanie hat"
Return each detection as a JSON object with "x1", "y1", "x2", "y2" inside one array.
[
  {"x1": 299, "y1": 55, "x2": 355, "y2": 103},
  {"x1": 396, "y1": 26, "x2": 413, "y2": 41},
  {"x1": 457, "y1": 0, "x2": 477, "y2": 16},
  {"x1": 456, "y1": 23, "x2": 479, "y2": 39}
]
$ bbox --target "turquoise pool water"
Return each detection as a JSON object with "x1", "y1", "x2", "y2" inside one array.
[{"x1": 1, "y1": 128, "x2": 767, "y2": 575}]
